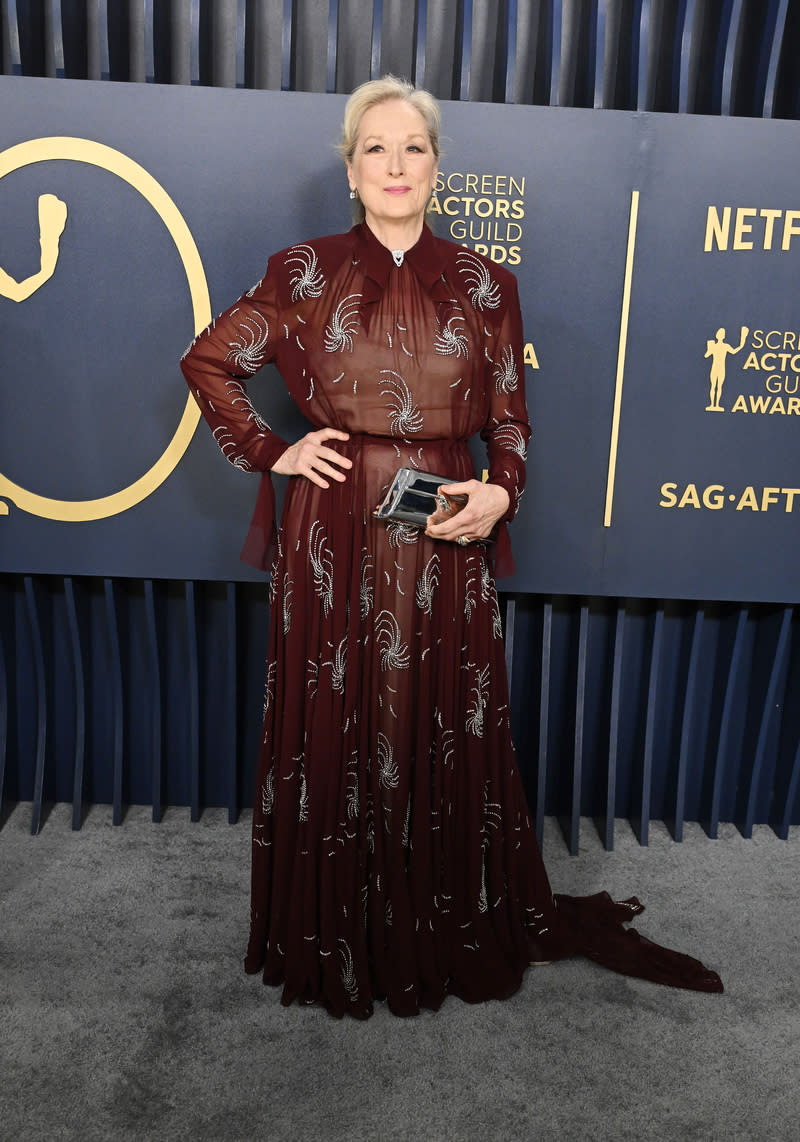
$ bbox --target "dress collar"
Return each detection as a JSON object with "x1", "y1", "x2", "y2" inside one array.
[{"x1": 353, "y1": 222, "x2": 451, "y2": 326}]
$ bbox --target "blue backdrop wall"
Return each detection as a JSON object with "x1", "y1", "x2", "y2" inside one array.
[{"x1": 2, "y1": 0, "x2": 800, "y2": 849}]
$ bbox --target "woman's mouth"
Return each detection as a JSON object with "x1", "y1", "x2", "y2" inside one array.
[{"x1": 384, "y1": 186, "x2": 411, "y2": 195}]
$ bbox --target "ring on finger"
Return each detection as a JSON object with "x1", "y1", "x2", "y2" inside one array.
[{"x1": 456, "y1": 535, "x2": 470, "y2": 546}]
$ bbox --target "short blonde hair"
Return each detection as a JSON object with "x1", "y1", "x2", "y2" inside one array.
[
  {"x1": 339, "y1": 77, "x2": 441, "y2": 220},
  {"x1": 339, "y1": 76, "x2": 441, "y2": 164}
]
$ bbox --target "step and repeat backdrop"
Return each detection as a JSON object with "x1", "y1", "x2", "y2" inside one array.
[{"x1": 2, "y1": 76, "x2": 799, "y2": 601}]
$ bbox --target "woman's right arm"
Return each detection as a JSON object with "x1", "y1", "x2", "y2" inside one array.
[
  {"x1": 181, "y1": 263, "x2": 351, "y2": 486},
  {"x1": 180, "y1": 266, "x2": 290, "y2": 474}
]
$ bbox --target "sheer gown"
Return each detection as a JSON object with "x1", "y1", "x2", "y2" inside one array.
[{"x1": 181, "y1": 222, "x2": 722, "y2": 1018}]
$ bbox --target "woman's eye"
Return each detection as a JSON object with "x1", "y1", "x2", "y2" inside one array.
[
  {"x1": 408, "y1": 145, "x2": 423, "y2": 153},
  {"x1": 366, "y1": 144, "x2": 383, "y2": 153}
]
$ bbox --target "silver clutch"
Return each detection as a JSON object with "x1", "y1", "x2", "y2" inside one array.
[{"x1": 374, "y1": 468, "x2": 467, "y2": 527}]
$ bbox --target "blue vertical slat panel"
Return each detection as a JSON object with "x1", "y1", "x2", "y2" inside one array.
[
  {"x1": 548, "y1": 0, "x2": 562, "y2": 106},
  {"x1": 773, "y1": 610, "x2": 800, "y2": 839},
  {"x1": 143, "y1": 0, "x2": 155, "y2": 82},
  {"x1": 235, "y1": 0, "x2": 246, "y2": 87},
  {"x1": 185, "y1": 581, "x2": 201, "y2": 821},
  {"x1": 720, "y1": 0, "x2": 745, "y2": 115},
  {"x1": 710, "y1": 0, "x2": 736, "y2": 115},
  {"x1": 326, "y1": 0, "x2": 339, "y2": 92},
  {"x1": 632, "y1": 601, "x2": 663, "y2": 845},
  {"x1": 413, "y1": 0, "x2": 427, "y2": 88},
  {"x1": 97, "y1": 0, "x2": 111, "y2": 80},
  {"x1": 503, "y1": 0, "x2": 517, "y2": 103},
  {"x1": 459, "y1": 0, "x2": 472, "y2": 101},
  {"x1": 46, "y1": 0, "x2": 64, "y2": 77},
  {"x1": 747, "y1": 0, "x2": 778, "y2": 116},
  {"x1": 281, "y1": 0, "x2": 294, "y2": 91},
  {"x1": 503, "y1": 595, "x2": 516, "y2": 691},
  {"x1": 0, "y1": 617, "x2": 8, "y2": 820},
  {"x1": 706, "y1": 606, "x2": 748, "y2": 838},
  {"x1": 535, "y1": 599, "x2": 552, "y2": 844},
  {"x1": 678, "y1": 0, "x2": 699, "y2": 112},
  {"x1": 599, "y1": 601, "x2": 625, "y2": 851},
  {"x1": 64, "y1": 577, "x2": 86, "y2": 830},
  {"x1": 3, "y1": 0, "x2": 23, "y2": 74},
  {"x1": 593, "y1": 0, "x2": 608, "y2": 109},
  {"x1": 778, "y1": 733, "x2": 800, "y2": 840},
  {"x1": 762, "y1": 0, "x2": 790, "y2": 118},
  {"x1": 580, "y1": 0, "x2": 597, "y2": 107},
  {"x1": 741, "y1": 606, "x2": 792, "y2": 838},
  {"x1": 144, "y1": 580, "x2": 163, "y2": 822},
  {"x1": 666, "y1": 0, "x2": 690, "y2": 111},
  {"x1": 24, "y1": 576, "x2": 48, "y2": 835},
  {"x1": 103, "y1": 579, "x2": 125, "y2": 824},
  {"x1": 559, "y1": 601, "x2": 588, "y2": 855},
  {"x1": 370, "y1": 0, "x2": 383, "y2": 80},
  {"x1": 449, "y1": 0, "x2": 466, "y2": 100},
  {"x1": 226, "y1": 581, "x2": 238, "y2": 822},
  {"x1": 667, "y1": 606, "x2": 703, "y2": 842},
  {"x1": 236, "y1": 0, "x2": 247, "y2": 87},
  {"x1": 558, "y1": 0, "x2": 582, "y2": 107},
  {"x1": 190, "y1": 0, "x2": 201, "y2": 85},
  {"x1": 635, "y1": 0, "x2": 651, "y2": 111}
]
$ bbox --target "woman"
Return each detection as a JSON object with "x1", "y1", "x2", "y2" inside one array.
[{"x1": 181, "y1": 76, "x2": 721, "y2": 1018}]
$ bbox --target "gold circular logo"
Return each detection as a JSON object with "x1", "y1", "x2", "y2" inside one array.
[{"x1": 0, "y1": 136, "x2": 211, "y2": 520}]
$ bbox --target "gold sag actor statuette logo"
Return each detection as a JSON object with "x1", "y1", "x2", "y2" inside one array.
[
  {"x1": 704, "y1": 326, "x2": 748, "y2": 411},
  {"x1": 0, "y1": 136, "x2": 210, "y2": 521},
  {"x1": 700, "y1": 327, "x2": 800, "y2": 416}
]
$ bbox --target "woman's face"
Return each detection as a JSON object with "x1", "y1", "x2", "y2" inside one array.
[{"x1": 347, "y1": 99, "x2": 438, "y2": 237}]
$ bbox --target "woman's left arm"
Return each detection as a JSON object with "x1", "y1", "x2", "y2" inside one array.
[{"x1": 426, "y1": 273, "x2": 531, "y2": 542}]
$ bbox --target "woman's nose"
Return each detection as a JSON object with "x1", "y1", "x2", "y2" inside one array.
[{"x1": 387, "y1": 149, "x2": 404, "y2": 176}]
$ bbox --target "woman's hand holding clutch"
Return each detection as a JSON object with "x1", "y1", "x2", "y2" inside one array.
[{"x1": 425, "y1": 479, "x2": 510, "y2": 544}]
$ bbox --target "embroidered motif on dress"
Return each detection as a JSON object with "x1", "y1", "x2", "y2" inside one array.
[
  {"x1": 323, "y1": 636, "x2": 347, "y2": 693},
  {"x1": 378, "y1": 370, "x2": 423, "y2": 435},
  {"x1": 492, "y1": 345, "x2": 519, "y2": 393},
  {"x1": 282, "y1": 573, "x2": 294, "y2": 634},
  {"x1": 386, "y1": 521, "x2": 419, "y2": 548},
  {"x1": 415, "y1": 555, "x2": 440, "y2": 617},
  {"x1": 465, "y1": 664, "x2": 490, "y2": 737},
  {"x1": 359, "y1": 550, "x2": 374, "y2": 618},
  {"x1": 492, "y1": 422, "x2": 528, "y2": 458},
  {"x1": 375, "y1": 610, "x2": 410, "y2": 670},
  {"x1": 308, "y1": 521, "x2": 334, "y2": 617},
  {"x1": 225, "y1": 309, "x2": 270, "y2": 374},
  {"x1": 455, "y1": 251, "x2": 502, "y2": 310},
  {"x1": 286, "y1": 244, "x2": 325, "y2": 300},
  {"x1": 323, "y1": 293, "x2": 362, "y2": 352},
  {"x1": 434, "y1": 314, "x2": 470, "y2": 358},
  {"x1": 376, "y1": 733, "x2": 399, "y2": 790},
  {"x1": 212, "y1": 425, "x2": 253, "y2": 470}
]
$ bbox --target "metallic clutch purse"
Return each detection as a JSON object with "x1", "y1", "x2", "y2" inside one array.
[{"x1": 374, "y1": 467, "x2": 467, "y2": 527}]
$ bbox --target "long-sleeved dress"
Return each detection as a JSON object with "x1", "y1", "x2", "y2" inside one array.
[{"x1": 181, "y1": 221, "x2": 722, "y2": 1018}]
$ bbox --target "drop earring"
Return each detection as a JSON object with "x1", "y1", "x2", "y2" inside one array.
[{"x1": 349, "y1": 188, "x2": 358, "y2": 200}]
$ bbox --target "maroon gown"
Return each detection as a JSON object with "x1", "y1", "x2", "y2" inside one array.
[{"x1": 181, "y1": 222, "x2": 722, "y2": 1018}]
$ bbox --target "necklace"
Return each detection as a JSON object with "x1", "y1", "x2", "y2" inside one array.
[{"x1": 391, "y1": 249, "x2": 405, "y2": 267}]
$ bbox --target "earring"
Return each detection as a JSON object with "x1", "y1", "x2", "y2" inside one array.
[
  {"x1": 430, "y1": 189, "x2": 439, "y2": 203},
  {"x1": 349, "y1": 188, "x2": 358, "y2": 200}
]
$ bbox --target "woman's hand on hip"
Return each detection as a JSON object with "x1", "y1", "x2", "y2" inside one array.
[
  {"x1": 271, "y1": 427, "x2": 352, "y2": 488},
  {"x1": 425, "y1": 479, "x2": 509, "y2": 543}
]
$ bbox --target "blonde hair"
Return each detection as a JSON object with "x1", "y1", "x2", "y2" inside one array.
[{"x1": 339, "y1": 76, "x2": 441, "y2": 221}]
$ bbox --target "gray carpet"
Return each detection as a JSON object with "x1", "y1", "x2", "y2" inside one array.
[{"x1": 1, "y1": 804, "x2": 798, "y2": 1142}]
